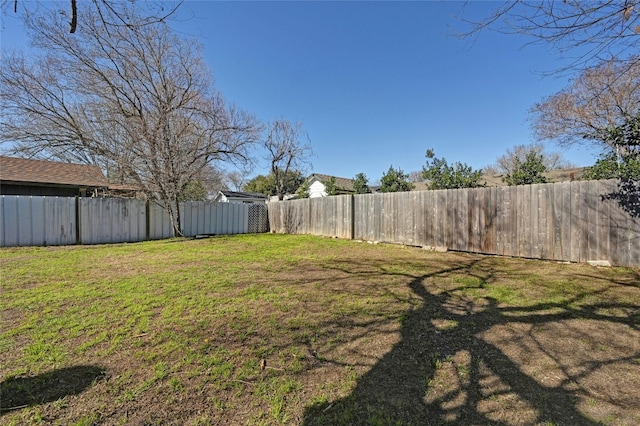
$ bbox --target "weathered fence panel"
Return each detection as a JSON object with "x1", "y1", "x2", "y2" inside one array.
[
  {"x1": 0, "y1": 196, "x2": 76, "y2": 246},
  {"x1": 182, "y1": 201, "x2": 251, "y2": 237},
  {"x1": 1, "y1": 196, "x2": 269, "y2": 247},
  {"x1": 268, "y1": 179, "x2": 639, "y2": 267},
  {"x1": 79, "y1": 198, "x2": 146, "y2": 244},
  {"x1": 148, "y1": 202, "x2": 174, "y2": 240},
  {"x1": 269, "y1": 195, "x2": 353, "y2": 239}
]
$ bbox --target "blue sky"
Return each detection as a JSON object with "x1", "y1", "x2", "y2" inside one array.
[{"x1": 1, "y1": 1, "x2": 600, "y2": 184}]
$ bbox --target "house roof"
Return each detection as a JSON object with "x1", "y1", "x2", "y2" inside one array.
[
  {"x1": 218, "y1": 190, "x2": 266, "y2": 200},
  {"x1": 411, "y1": 182, "x2": 430, "y2": 191},
  {"x1": 308, "y1": 173, "x2": 356, "y2": 192},
  {"x1": 0, "y1": 156, "x2": 109, "y2": 188}
]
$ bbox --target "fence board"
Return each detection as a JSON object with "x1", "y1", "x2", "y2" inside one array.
[
  {"x1": 497, "y1": 187, "x2": 506, "y2": 256},
  {"x1": 474, "y1": 188, "x2": 484, "y2": 253},
  {"x1": 0, "y1": 196, "x2": 16, "y2": 245},
  {"x1": 467, "y1": 189, "x2": 477, "y2": 252},
  {"x1": 551, "y1": 182, "x2": 567, "y2": 260},
  {"x1": 422, "y1": 191, "x2": 431, "y2": 247},
  {"x1": 544, "y1": 184, "x2": 555, "y2": 260},
  {"x1": 430, "y1": 190, "x2": 439, "y2": 247},
  {"x1": 515, "y1": 185, "x2": 527, "y2": 258},
  {"x1": 485, "y1": 186, "x2": 497, "y2": 254},
  {"x1": 450, "y1": 189, "x2": 462, "y2": 251},
  {"x1": 607, "y1": 197, "x2": 625, "y2": 267},
  {"x1": 539, "y1": 184, "x2": 550, "y2": 259}
]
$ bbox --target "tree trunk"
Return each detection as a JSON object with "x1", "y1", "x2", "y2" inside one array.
[{"x1": 173, "y1": 198, "x2": 184, "y2": 237}]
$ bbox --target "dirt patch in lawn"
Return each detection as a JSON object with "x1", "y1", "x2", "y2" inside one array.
[{"x1": 1, "y1": 235, "x2": 639, "y2": 425}]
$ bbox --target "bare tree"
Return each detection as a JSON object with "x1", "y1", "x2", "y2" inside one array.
[
  {"x1": 5, "y1": 0, "x2": 183, "y2": 33},
  {"x1": 226, "y1": 170, "x2": 251, "y2": 192},
  {"x1": 530, "y1": 57, "x2": 640, "y2": 155},
  {"x1": 0, "y1": 6, "x2": 261, "y2": 236},
  {"x1": 407, "y1": 170, "x2": 424, "y2": 183},
  {"x1": 459, "y1": 1, "x2": 640, "y2": 74},
  {"x1": 485, "y1": 143, "x2": 575, "y2": 175},
  {"x1": 263, "y1": 120, "x2": 313, "y2": 200}
]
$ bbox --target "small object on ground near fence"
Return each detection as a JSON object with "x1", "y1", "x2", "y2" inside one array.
[
  {"x1": 422, "y1": 245, "x2": 448, "y2": 252},
  {"x1": 587, "y1": 260, "x2": 612, "y2": 267}
]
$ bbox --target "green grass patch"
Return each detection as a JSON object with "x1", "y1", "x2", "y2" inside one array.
[{"x1": 1, "y1": 234, "x2": 639, "y2": 425}]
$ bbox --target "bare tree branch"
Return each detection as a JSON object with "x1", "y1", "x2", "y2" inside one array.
[
  {"x1": 529, "y1": 56, "x2": 640, "y2": 154},
  {"x1": 6, "y1": 0, "x2": 184, "y2": 33},
  {"x1": 264, "y1": 120, "x2": 313, "y2": 200},
  {"x1": 69, "y1": 0, "x2": 76, "y2": 33},
  {"x1": 458, "y1": 1, "x2": 640, "y2": 75},
  {"x1": 1, "y1": 5, "x2": 261, "y2": 236}
]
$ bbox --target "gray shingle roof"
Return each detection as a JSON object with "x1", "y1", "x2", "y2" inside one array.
[
  {"x1": 309, "y1": 173, "x2": 355, "y2": 192},
  {"x1": 219, "y1": 190, "x2": 266, "y2": 199}
]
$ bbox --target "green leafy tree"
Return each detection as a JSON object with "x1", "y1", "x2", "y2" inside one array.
[
  {"x1": 605, "y1": 112, "x2": 640, "y2": 159},
  {"x1": 422, "y1": 149, "x2": 483, "y2": 189},
  {"x1": 503, "y1": 151, "x2": 548, "y2": 186},
  {"x1": 178, "y1": 180, "x2": 208, "y2": 202},
  {"x1": 379, "y1": 166, "x2": 414, "y2": 193},
  {"x1": 323, "y1": 177, "x2": 338, "y2": 196},
  {"x1": 244, "y1": 170, "x2": 305, "y2": 197},
  {"x1": 244, "y1": 174, "x2": 275, "y2": 196},
  {"x1": 582, "y1": 153, "x2": 640, "y2": 181},
  {"x1": 582, "y1": 113, "x2": 640, "y2": 181},
  {"x1": 353, "y1": 172, "x2": 370, "y2": 194}
]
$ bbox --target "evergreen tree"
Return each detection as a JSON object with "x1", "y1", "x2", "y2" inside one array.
[
  {"x1": 503, "y1": 151, "x2": 548, "y2": 186},
  {"x1": 422, "y1": 149, "x2": 483, "y2": 189},
  {"x1": 296, "y1": 180, "x2": 311, "y2": 198},
  {"x1": 353, "y1": 173, "x2": 370, "y2": 194},
  {"x1": 324, "y1": 177, "x2": 338, "y2": 196},
  {"x1": 379, "y1": 166, "x2": 414, "y2": 193},
  {"x1": 178, "y1": 180, "x2": 208, "y2": 201}
]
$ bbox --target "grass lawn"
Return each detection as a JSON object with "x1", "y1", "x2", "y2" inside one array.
[{"x1": 1, "y1": 234, "x2": 639, "y2": 425}]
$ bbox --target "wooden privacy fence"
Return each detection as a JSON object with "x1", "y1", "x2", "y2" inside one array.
[
  {"x1": 268, "y1": 179, "x2": 640, "y2": 267},
  {"x1": 0, "y1": 196, "x2": 269, "y2": 247}
]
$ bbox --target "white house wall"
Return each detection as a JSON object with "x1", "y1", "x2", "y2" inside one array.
[{"x1": 309, "y1": 180, "x2": 326, "y2": 198}]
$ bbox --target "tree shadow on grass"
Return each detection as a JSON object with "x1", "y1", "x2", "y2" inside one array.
[
  {"x1": 0, "y1": 365, "x2": 105, "y2": 414},
  {"x1": 302, "y1": 258, "x2": 640, "y2": 425}
]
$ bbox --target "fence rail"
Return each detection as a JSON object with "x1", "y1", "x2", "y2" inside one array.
[
  {"x1": 0, "y1": 196, "x2": 269, "y2": 247},
  {"x1": 268, "y1": 179, "x2": 640, "y2": 268}
]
